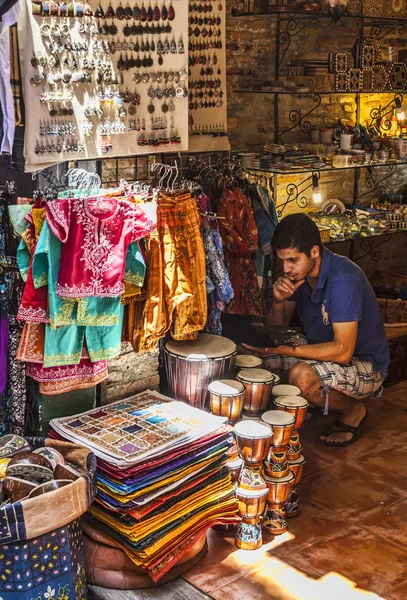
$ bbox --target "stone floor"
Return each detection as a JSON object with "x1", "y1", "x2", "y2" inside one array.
[{"x1": 89, "y1": 380, "x2": 407, "y2": 600}]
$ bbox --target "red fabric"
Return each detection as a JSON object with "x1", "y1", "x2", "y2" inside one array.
[
  {"x1": 46, "y1": 197, "x2": 155, "y2": 298},
  {"x1": 218, "y1": 188, "x2": 264, "y2": 316}
]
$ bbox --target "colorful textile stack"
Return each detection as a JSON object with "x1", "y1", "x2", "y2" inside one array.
[{"x1": 49, "y1": 390, "x2": 238, "y2": 581}]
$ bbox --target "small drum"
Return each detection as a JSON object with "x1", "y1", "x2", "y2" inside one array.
[
  {"x1": 288, "y1": 454, "x2": 306, "y2": 487},
  {"x1": 264, "y1": 447, "x2": 289, "y2": 479},
  {"x1": 272, "y1": 384, "x2": 301, "y2": 398},
  {"x1": 208, "y1": 379, "x2": 245, "y2": 423},
  {"x1": 271, "y1": 374, "x2": 281, "y2": 385},
  {"x1": 264, "y1": 447, "x2": 290, "y2": 477},
  {"x1": 235, "y1": 355, "x2": 263, "y2": 370},
  {"x1": 287, "y1": 431, "x2": 302, "y2": 461},
  {"x1": 238, "y1": 465, "x2": 267, "y2": 491},
  {"x1": 164, "y1": 334, "x2": 237, "y2": 409},
  {"x1": 233, "y1": 421, "x2": 273, "y2": 466},
  {"x1": 264, "y1": 471, "x2": 294, "y2": 505},
  {"x1": 236, "y1": 368, "x2": 274, "y2": 416},
  {"x1": 261, "y1": 410, "x2": 295, "y2": 448},
  {"x1": 227, "y1": 458, "x2": 244, "y2": 485},
  {"x1": 236, "y1": 486, "x2": 268, "y2": 521},
  {"x1": 263, "y1": 502, "x2": 288, "y2": 536},
  {"x1": 274, "y1": 396, "x2": 309, "y2": 430}
]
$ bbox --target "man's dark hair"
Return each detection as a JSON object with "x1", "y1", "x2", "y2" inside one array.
[{"x1": 272, "y1": 213, "x2": 322, "y2": 256}]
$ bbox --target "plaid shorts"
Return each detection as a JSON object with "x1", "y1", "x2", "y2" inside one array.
[{"x1": 263, "y1": 337, "x2": 384, "y2": 401}]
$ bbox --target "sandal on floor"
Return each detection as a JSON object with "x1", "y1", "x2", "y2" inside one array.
[{"x1": 319, "y1": 411, "x2": 369, "y2": 447}]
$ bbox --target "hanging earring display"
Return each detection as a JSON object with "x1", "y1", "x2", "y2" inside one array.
[
  {"x1": 25, "y1": 0, "x2": 189, "y2": 167},
  {"x1": 188, "y1": 0, "x2": 229, "y2": 150}
]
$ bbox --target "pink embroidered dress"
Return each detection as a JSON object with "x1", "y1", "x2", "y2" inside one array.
[{"x1": 46, "y1": 197, "x2": 155, "y2": 298}]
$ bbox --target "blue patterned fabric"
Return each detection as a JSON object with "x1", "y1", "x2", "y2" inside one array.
[{"x1": 0, "y1": 519, "x2": 87, "y2": 600}]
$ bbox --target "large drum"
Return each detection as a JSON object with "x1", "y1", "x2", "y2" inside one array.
[
  {"x1": 236, "y1": 368, "x2": 275, "y2": 416},
  {"x1": 164, "y1": 334, "x2": 237, "y2": 409},
  {"x1": 208, "y1": 380, "x2": 245, "y2": 423},
  {"x1": 274, "y1": 396, "x2": 309, "y2": 430}
]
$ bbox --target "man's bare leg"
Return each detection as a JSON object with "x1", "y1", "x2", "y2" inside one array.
[{"x1": 288, "y1": 362, "x2": 367, "y2": 444}]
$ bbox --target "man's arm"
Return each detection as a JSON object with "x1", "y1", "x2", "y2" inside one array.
[
  {"x1": 266, "y1": 299, "x2": 296, "y2": 327},
  {"x1": 244, "y1": 321, "x2": 358, "y2": 364}
]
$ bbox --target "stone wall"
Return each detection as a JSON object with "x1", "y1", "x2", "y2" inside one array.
[{"x1": 100, "y1": 343, "x2": 159, "y2": 405}]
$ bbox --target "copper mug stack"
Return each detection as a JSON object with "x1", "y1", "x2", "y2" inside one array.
[
  {"x1": 273, "y1": 388, "x2": 309, "y2": 519},
  {"x1": 233, "y1": 421, "x2": 272, "y2": 550},
  {"x1": 260, "y1": 410, "x2": 295, "y2": 535}
]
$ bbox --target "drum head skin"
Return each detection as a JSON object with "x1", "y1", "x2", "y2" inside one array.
[
  {"x1": 235, "y1": 355, "x2": 262, "y2": 368},
  {"x1": 165, "y1": 334, "x2": 236, "y2": 359},
  {"x1": 234, "y1": 420, "x2": 272, "y2": 439},
  {"x1": 261, "y1": 410, "x2": 295, "y2": 427},
  {"x1": 208, "y1": 380, "x2": 245, "y2": 396},
  {"x1": 274, "y1": 396, "x2": 309, "y2": 409},
  {"x1": 272, "y1": 384, "x2": 301, "y2": 397},
  {"x1": 237, "y1": 368, "x2": 274, "y2": 384}
]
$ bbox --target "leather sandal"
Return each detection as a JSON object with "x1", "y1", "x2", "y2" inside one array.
[{"x1": 319, "y1": 411, "x2": 369, "y2": 447}]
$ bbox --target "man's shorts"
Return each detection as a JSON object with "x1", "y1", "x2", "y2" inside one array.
[{"x1": 263, "y1": 337, "x2": 384, "y2": 401}]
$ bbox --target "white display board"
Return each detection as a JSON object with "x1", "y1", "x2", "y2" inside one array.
[{"x1": 19, "y1": 0, "x2": 189, "y2": 172}]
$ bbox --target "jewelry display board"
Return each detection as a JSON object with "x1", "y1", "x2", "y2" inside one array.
[
  {"x1": 188, "y1": 0, "x2": 229, "y2": 152},
  {"x1": 18, "y1": 0, "x2": 189, "y2": 172}
]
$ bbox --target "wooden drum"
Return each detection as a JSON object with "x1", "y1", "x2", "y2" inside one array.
[
  {"x1": 236, "y1": 486, "x2": 268, "y2": 521},
  {"x1": 235, "y1": 355, "x2": 263, "y2": 372},
  {"x1": 274, "y1": 396, "x2": 309, "y2": 430},
  {"x1": 264, "y1": 471, "x2": 294, "y2": 505},
  {"x1": 208, "y1": 380, "x2": 245, "y2": 423},
  {"x1": 233, "y1": 421, "x2": 273, "y2": 466},
  {"x1": 164, "y1": 334, "x2": 237, "y2": 409},
  {"x1": 261, "y1": 410, "x2": 295, "y2": 448},
  {"x1": 236, "y1": 368, "x2": 275, "y2": 416},
  {"x1": 272, "y1": 384, "x2": 301, "y2": 398},
  {"x1": 288, "y1": 454, "x2": 306, "y2": 487}
]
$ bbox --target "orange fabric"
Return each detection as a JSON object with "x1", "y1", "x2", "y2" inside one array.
[{"x1": 135, "y1": 194, "x2": 207, "y2": 352}]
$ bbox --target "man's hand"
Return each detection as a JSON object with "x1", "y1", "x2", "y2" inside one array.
[
  {"x1": 240, "y1": 343, "x2": 283, "y2": 358},
  {"x1": 273, "y1": 276, "x2": 305, "y2": 303}
]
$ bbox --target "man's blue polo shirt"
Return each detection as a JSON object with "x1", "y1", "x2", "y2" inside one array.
[{"x1": 291, "y1": 247, "x2": 389, "y2": 377}]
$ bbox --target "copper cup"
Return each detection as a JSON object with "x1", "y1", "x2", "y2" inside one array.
[
  {"x1": 233, "y1": 421, "x2": 273, "y2": 466},
  {"x1": 208, "y1": 379, "x2": 245, "y2": 423},
  {"x1": 261, "y1": 410, "x2": 295, "y2": 449},
  {"x1": 236, "y1": 368, "x2": 275, "y2": 416},
  {"x1": 274, "y1": 396, "x2": 309, "y2": 430},
  {"x1": 264, "y1": 471, "x2": 294, "y2": 505}
]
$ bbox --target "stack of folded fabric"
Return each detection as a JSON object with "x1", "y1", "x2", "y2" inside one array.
[{"x1": 49, "y1": 390, "x2": 238, "y2": 582}]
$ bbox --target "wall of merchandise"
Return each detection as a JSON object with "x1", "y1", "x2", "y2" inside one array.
[
  {"x1": 19, "y1": 0, "x2": 228, "y2": 172},
  {"x1": 188, "y1": 0, "x2": 229, "y2": 152}
]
